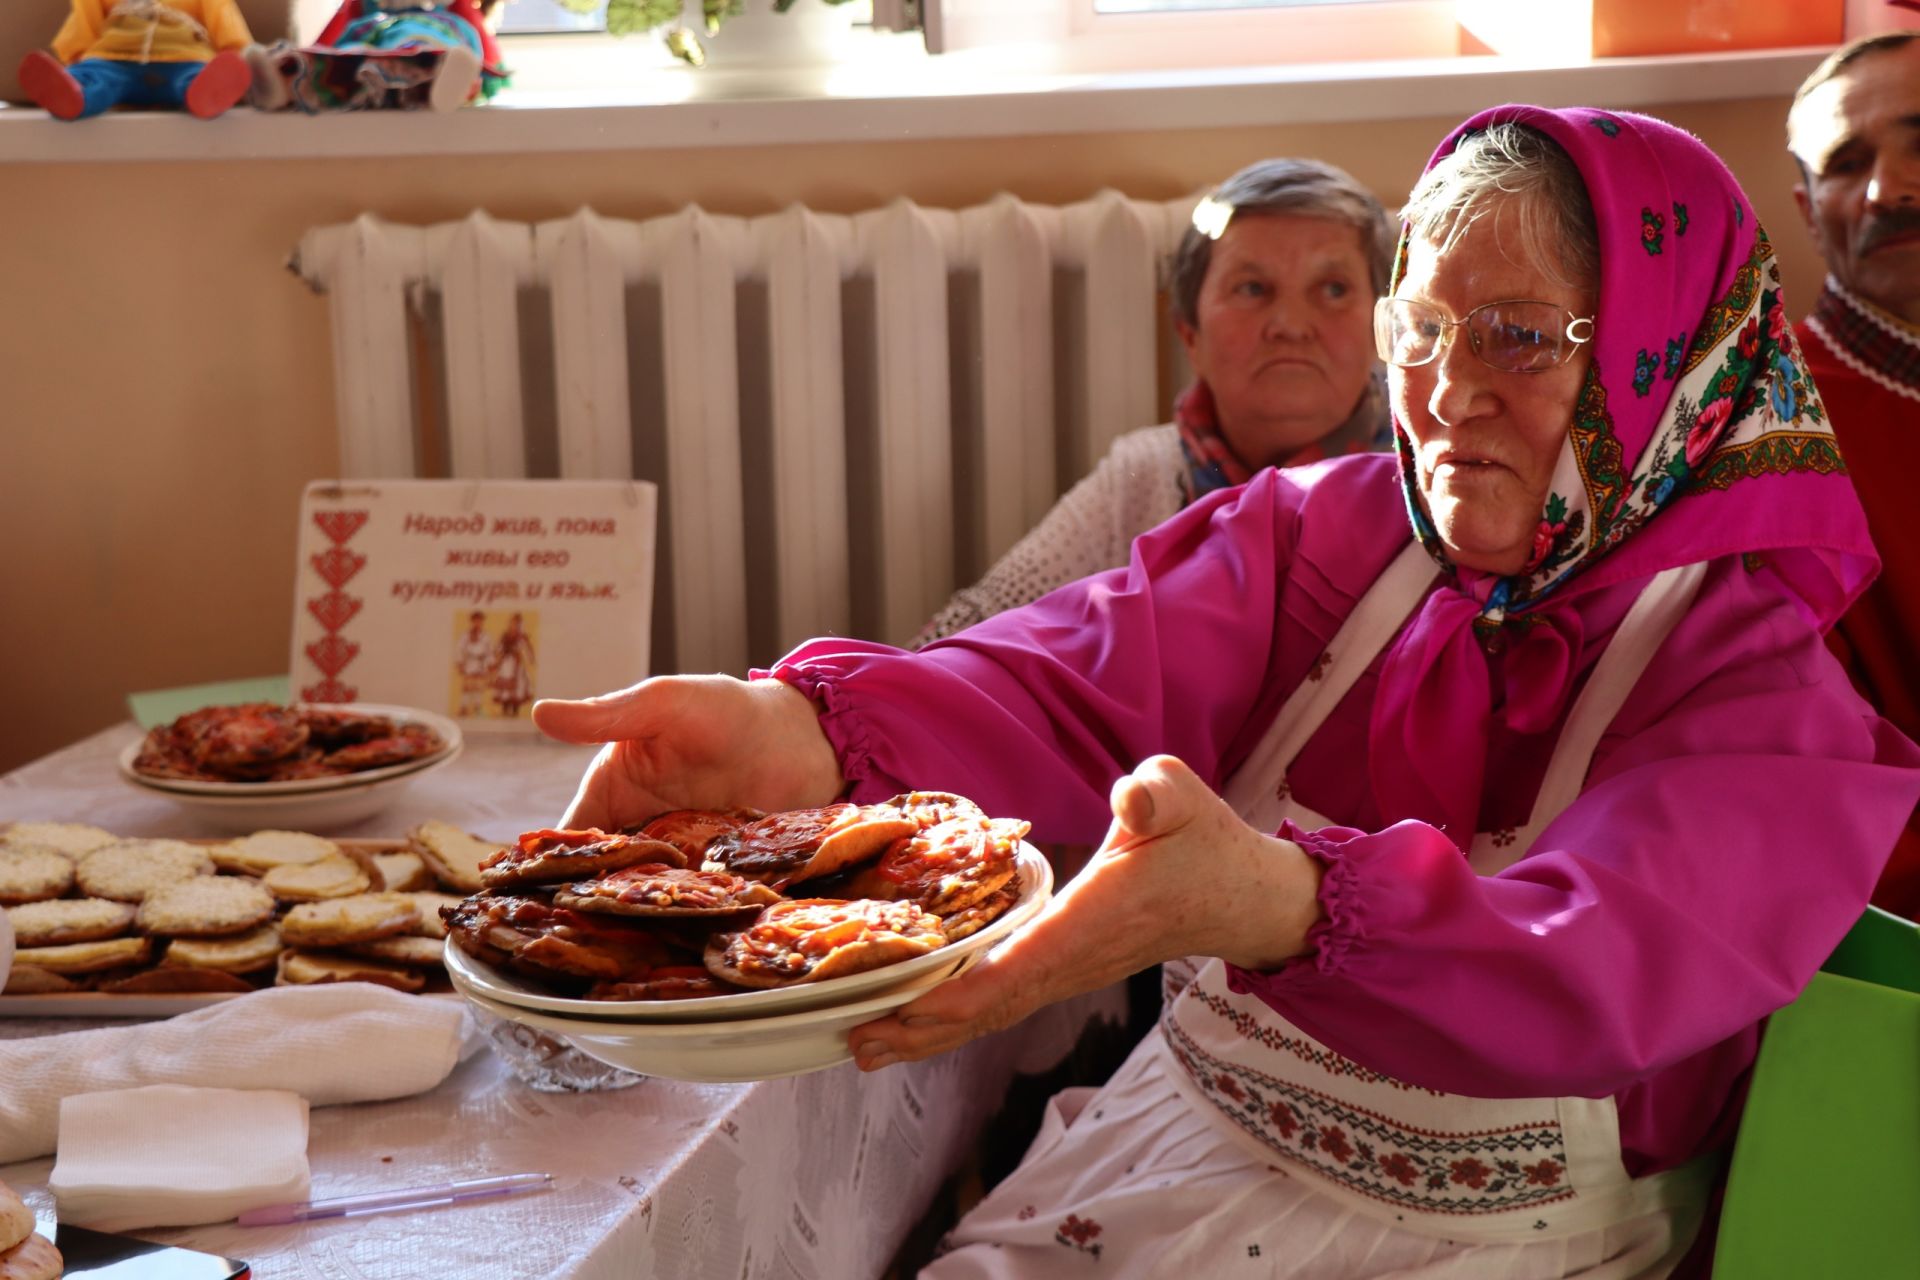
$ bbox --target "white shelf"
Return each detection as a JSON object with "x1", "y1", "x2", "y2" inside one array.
[{"x1": 0, "y1": 46, "x2": 1825, "y2": 165}]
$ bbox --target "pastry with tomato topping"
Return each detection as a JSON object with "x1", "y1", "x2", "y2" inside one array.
[
  {"x1": 884, "y1": 791, "x2": 986, "y2": 831},
  {"x1": 584, "y1": 967, "x2": 742, "y2": 1002},
  {"x1": 479, "y1": 828, "x2": 684, "y2": 889},
  {"x1": 628, "y1": 808, "x2": 766, "y2": 865},
  {"x1": 443, "y1": 892, "x2": 676, "y2": 981},
  {"x1": 702, "y1": 804, "x2": 917, "y2": 890},
  {"x1": 937, "y1": 882, "x2": 1021, "y2": 942},
  {"x1": 554, "y1": 863, "x2": 781, "y2": 918},
  {"x1": 844, "y1": 815, "x2": 1028, "y2": 915},
  {"x1": 704, "y1": 897, "x2": 947, "y2": 988},
  {"x1": 322, "y1": 723, "x2": 445, "y2": 772}
]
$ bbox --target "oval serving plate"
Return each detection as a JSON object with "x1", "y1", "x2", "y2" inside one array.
[
  {"x1": 444, "y1": 843, "x2": 1053, "y2": 1024},
  {"x1": 119, "y1": 703, "x2": 462, "y2": 797}
]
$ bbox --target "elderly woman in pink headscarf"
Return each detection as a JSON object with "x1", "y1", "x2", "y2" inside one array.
[{"x1": 536, "y1": 106, "x2": 1920, "y2": 1276}]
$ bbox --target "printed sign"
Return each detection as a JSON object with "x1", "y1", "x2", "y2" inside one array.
[{"x1": 291, "y1": 480, "x2": 656, "y2": 730}]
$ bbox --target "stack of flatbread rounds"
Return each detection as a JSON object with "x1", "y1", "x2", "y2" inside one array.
[
  {"x1": 0, "y1": 1179, "x2": 60, "y2": 1280},
  {"x1": 0, "y1": 821, "x2": 489, "y2": 1000},
  {"x1": 441, "y1": 792, "x2": 1032, "y2": 1003}
]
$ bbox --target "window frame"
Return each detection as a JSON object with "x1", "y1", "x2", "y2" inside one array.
[{"x1": 926, "y1": 0, "x2": 1461, "y2": 67}]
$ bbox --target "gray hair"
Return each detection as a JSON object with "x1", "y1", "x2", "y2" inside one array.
[
  {"x1": 1169, "y1": 158, "x2": 1394, "y2": 330},
  {"x1": 1787, "y1": 30, "x2": 1920, "y2": 170},
  {"x1": 1399, "y1": 123, "x2": 1600, "y2": 297}
]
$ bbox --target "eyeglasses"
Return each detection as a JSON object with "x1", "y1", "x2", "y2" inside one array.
[{"x1": 1374, "y1": 297, "x2": 1596, "y2": 373}]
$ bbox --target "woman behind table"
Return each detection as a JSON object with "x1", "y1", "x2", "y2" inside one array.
[
  {"x1": 536, "y1": 108, "x2": 1920, "y2": 1277},
  {"x1": 915, "y1": 157, "x2": 1394, "y2": 646}
]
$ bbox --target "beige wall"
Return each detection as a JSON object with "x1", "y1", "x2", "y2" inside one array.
[{"x1": 0, "y1": 97, "x2": 1820, "y2": 773}]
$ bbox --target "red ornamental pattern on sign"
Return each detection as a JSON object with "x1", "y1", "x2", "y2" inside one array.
[
  {"x1": 306, "y1": 633, "x2": 360, "y2": 678},
  {"x1": 307, "y1": 592, "x2": 363, "y2": 632},
  {"x1": 313, "y1": 509, "x2": 370, "y2": 545},
  {"x1": 304, "y1": 677, "x2": 356, "y2": 702},
  {"x1": 311, "y1": 546, "x2": 367, "y2": 589},
  {"x1": 303, "y1": 509, "x2": 368, "y2": 703}
]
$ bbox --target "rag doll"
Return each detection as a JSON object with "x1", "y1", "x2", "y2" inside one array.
[
  {"x1": 247, "y1": 0, "x2": 508, "y2": 113},
  {"x1": 17, "y1": 0, "x2": 253, "y2": 121}
]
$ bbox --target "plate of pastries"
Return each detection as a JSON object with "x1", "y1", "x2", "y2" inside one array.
[
  {"x1": 0, "y1": 818, "x2": 508, "y2": 1014},
  {"x1": 117, "y1": 703, "x2": 462, "y2": 832},
  {"x1": 440, "y1": 791, "x2": 1052, "y2": 1082}
]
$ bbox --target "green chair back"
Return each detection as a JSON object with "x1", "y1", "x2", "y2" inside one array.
[{"x1": 1715, "y1": 907, "x2": 1920, "y2": 1277}]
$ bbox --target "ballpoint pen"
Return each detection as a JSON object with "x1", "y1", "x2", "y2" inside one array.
[{"x1": 235, "y1": 1173, "x2": 554, "y2": 1226}]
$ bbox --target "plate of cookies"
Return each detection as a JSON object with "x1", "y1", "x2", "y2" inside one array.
[
  {"x1": 0, "y1": 818, "x2": 508, "y2": 1016},
  {"x1": 438, "y1": 792, "x2": 1053, "y2": 1081}
]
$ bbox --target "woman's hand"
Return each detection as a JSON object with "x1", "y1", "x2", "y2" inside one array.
[
  {"x1": 531, "y1": 676, "x2": 845, "y2": 831},
  {"x1": 847, "y1": 754, "x2": 1325, "y2": 1071}
]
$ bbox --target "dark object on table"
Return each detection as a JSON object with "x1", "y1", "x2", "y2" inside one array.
[{"x1": 51, "y1": 1223, "x2": 247, "y2": 1280}]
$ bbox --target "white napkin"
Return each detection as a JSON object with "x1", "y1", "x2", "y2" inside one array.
[
  {"x1": 0, "y1": 984, "x2": 470, "y2": 1162},
  {"x1": 49, "y1": 1085, "x2": 310, "y2": 1231}
]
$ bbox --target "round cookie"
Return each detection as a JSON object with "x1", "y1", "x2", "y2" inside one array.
[
  {"x1": 12, "y1": 935, "x2": 152, "y2": 975},
  {"x1": 370, "y1": 851, "x2": 435, "y2": 893},
  {"x1": 0, "y1": 1176, "x2": 33, "y2": 1252},
  {"x1": 5, "y1": 897, "x2": 136, "y2": 946},
  {"x1": 75, "y1": 840, "x2": 214, "y2": 902},
  {"x1": 163, "y1": 924, "x2": 284, "y2": 975},
  {"x1": 98, "y1": 967, "x2": 255, "y2": 994},
  {"x1": 0, "y1": 1231, "x2": 62, "y2": 1280},
  {"x1": 402, "y1": 892, "x2": 463, "y2": 940},
  {"x1": 280, "y1": 893, "x2": 419, "y2": 947},
  {"x1": 275, "y1": 948, "x2": 427, "y2": 993},
  {"x1": 209, "y1": 829, "x2": 340, "y2": 876},
  {"x1": 2, "y1": 966, "x2": 80, "y2": 994},
  {"x1": 264, "y1": 855, "x2": 372, "y2": 903},
  {"x1": 346, "y1": 935, "x2": 447, "y2": 967},
  {"x1": 137, "y1": 876, "x2": 278, "y2": 937},
  {"x1": 0, "y1": 821, "x2": 117, "y2": 860},
  {"x1": 0, "y1": 849, "x2": 75, "y2": 906}
]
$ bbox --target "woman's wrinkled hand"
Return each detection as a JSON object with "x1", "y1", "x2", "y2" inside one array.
[
  {"x1": 531, "y1": 675, "x2": 844, "y2": 832},
  {"x1": 847, "y1": 754, "x2": 1324, "y2": 1071}
]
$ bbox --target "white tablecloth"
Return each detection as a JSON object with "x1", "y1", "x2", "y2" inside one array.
[{"x1": 0, "y1": 725, "x2": 1126, "y2": 1280}]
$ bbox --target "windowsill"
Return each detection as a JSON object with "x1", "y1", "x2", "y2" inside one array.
[{"x1": 0, "y1": 45, "x2": 1828, "y2": 165}]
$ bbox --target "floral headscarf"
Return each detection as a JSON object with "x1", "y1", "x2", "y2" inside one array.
[
  {"x1": 1369, "y1": 105, "x2": 1879, "y2": 840},
  {"x1": 1175, "y1": 372, "x2": 1393, "y2": 504}
]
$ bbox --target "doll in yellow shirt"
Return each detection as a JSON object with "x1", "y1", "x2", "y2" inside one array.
[{"x1": 17, "y1": 0, "x2": 253, "y2": 121}]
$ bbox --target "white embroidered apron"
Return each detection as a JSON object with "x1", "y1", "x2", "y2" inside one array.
[{"x1": 1161, "y1": 541, "x2": 1718, "y2": 1245}]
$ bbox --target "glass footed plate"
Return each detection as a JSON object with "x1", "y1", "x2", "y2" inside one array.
[
  {"x1": 443, "y1": 843, "x2": 1053, "y2": 1024},
  {"x1": 455, "y1": 966, "x2": 957, "y2": 1084}
]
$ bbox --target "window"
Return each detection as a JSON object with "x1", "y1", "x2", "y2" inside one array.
[
  {"x1": 924, "y1": 0, "x2": 1456, "y2": 67},
  {"x1": 1094, "y1": 0, "x2": 1401, "y2": 11},
  {"x1": 498, "y1": 0, "x2": 607, "y2": 34}
]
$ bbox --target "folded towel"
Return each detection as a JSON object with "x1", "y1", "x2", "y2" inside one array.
[
  {"x1": 0, "y1": 984, "x2": 468, "y2": 1162},
  {"x1": 49, "y1": 1085, "x2": 310, "y2": 1231}
]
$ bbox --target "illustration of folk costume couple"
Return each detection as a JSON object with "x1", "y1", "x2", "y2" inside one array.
[{"x1": 456, "y1": 611, "x2": 535, "y2": 719}]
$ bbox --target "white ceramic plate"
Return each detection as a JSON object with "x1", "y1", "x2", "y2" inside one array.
[
  {"x1": 457, "y1": 968, "x2": 955, "y2": 1083},
  {"x1": 444, "y1": 844, "x2": 1054, "y2": 1023},
  {"x1": 118, "y1": 704, "x2": 462, "y2": 796},
  {"x1": 115, "y1": 748, "x2": 461, "y2": 835}
]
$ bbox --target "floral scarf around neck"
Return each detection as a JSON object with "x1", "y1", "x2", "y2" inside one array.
[
  {"x1": 1175, "y1": 370, "x2": 1393, "y2": 504},
  {"x1": 1367, "y1": 105, "x2": 1879, "y2": 841}
]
